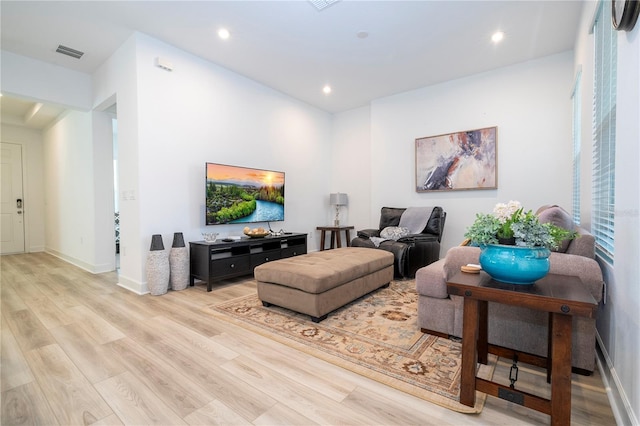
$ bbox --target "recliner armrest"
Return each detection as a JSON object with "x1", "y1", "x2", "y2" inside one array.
[
  {"x1": 397, "y1": 234, "x2": 439, "y2": 244},
  {"x1": 357, "y1": 229, "x2": 380, "y2": 239}
]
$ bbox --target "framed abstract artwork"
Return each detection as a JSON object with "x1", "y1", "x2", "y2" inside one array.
[{"x1": 415, "y1": 126, "x2": 497, "y2": 192}]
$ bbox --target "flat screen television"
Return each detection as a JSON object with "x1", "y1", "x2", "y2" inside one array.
[{"x1": 205, "y1": 163, "x2": 285, "y2": 225}]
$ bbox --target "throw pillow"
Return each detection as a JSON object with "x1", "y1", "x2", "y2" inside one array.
[
  {"x1": 380, "y1": 226, "x2": 410, "y2": 241},
  {"x1": 537, "y1": 205, "x2": 575, "y2": 253}
]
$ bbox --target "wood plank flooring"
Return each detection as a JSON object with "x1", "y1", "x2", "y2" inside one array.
[{"x1": 1, "y1": 252, "x2": 617, "y2": 425}]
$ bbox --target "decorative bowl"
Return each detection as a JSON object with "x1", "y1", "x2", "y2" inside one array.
[
  {"x1": 479, "y1": 244, "x2": 550, "y2": 284},
  {"x1": 202, "y1": 232, "x2": 219, "y2": 242},
  {"x1": 244, "y1": 231, "x2": 270, "y2": 238}
]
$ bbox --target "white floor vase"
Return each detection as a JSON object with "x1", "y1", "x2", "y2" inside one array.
[
  {"x1": 146, "y1": 234, "x2": 169, "y2": 295},
  {"x1": 170, "y1": 232, "x2": 189, "y2": 291}
]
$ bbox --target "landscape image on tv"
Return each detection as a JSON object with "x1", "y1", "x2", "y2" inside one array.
[{"x1": 206, "y1": 163, "x2": 285, "y2": 225}]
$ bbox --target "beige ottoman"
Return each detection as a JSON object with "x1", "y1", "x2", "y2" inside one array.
[{"x1": 254, "y1": 247, "x2": 394, "y2": 322}]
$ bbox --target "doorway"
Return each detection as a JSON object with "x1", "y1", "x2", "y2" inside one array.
[
  {"x1": 112, "y1": 116, "x2": 119, "y2": 270},
  {"x1": 0, "y1": 142, "x2": 25, "y2": 254}
]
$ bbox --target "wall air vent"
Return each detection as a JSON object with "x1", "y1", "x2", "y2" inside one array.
[
  {"x1": 309, "y1": 0, "x2": 340, "y2": 11},
  {"x1": 56, "y1": 44, "x2": 84, "y2": 59}
]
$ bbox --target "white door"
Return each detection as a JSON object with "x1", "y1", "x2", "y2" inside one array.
[{"x1": 0, "y1": 142, "x2": 25, "y2": 254}]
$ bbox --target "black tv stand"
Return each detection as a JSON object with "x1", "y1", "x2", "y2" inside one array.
[{"x1": 189, "y1": 233, "x2": 307, "y2": 291}]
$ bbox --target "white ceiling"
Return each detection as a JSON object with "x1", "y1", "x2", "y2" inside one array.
[{"x1": 1, "y1": 0, "x2": 583, "y2": 129}]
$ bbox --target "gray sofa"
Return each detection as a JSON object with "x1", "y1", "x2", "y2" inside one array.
[{"x1": 415, "y1": 206, "x2": 604, "y2": 373}]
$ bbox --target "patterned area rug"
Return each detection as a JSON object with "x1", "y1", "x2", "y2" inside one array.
[{"x1": 210, "y1": 279, "x2": 495, "y2": 413}]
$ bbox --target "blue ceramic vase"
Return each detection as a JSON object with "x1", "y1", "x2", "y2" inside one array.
[{"x1": 479, "y1": 244, "x2": 551, "y2": 285}]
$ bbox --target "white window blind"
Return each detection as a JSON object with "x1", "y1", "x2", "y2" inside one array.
[
  {"x1": 592, "y1": 1, "x2": 617, "y2": 264},
  {"x1": 572, "y1": 70, "x2": 582, "y2": 225}
]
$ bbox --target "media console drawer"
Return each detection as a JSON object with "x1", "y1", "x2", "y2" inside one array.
[
  {"x1": 212, "y1": 255, "x2": 251, "y2": 279},
  {"x1": 251, "y1": 250, "x2": 281, "y2": 268},
  {"x1": 190, "y1": 233, "x2": 307, "y2": 292}
]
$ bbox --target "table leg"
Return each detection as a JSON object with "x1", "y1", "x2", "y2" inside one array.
[
  {"x1": 547, "y1": 312, "x2": 553, "y2": 383},
  {"x1": 550, "y1": 313, "x2": 572, "y2": 426},
  {"x1": 478, "y1": 301, "x2": 488, "y2": 365},
  {"x1": 336, "y1": 230, "x2": 342, "y2": 248},
  {"x1": 460, "y1": 297, "x2": 479, "y2": 407},
  {"x1": 319, "y1": 230, "x2": 327, "y2": 251},
  {"x1": 345, "y1": 229, "x2": 352, "y2": 247}
]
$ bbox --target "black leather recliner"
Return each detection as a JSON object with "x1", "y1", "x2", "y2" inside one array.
[{"x1": 351, "y1": 206, "x2": 446, "y2": 278}]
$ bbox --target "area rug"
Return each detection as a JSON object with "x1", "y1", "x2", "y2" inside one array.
[{"x1": 210, "y1": 279, "x2": 495, "y2": 413}]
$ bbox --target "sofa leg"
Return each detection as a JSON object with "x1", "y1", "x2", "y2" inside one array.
[
  {"x1": 262, "y1": 301, "x2": 272, "y2": 307},
  {"x1": 572, "y1": 367, "x2": 592, "y2": 376},
  {"x1": 420, "y1": 328, "x2": 450, "y2": 339},
  {"x1": 311, "y1": 314, "x2": 327, "y2": 323}
]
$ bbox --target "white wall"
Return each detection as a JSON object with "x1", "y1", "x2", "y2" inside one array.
[
  {"x1": 0, "y1": 124, "x2": 45, "y2": 252},
  {"x1": 1, "y1": 50, "x2": 92, "y2": 110},
  {"x1": 91, "y1": 110, "x2": 117, "y2": 272},
  {"x1": 93, "y1": 33, "x2": 333, "y2": 293},
  {"x1": 42, "y1": 110, "x2": 113, "y2": 272},
  {"x1": 337, "y1": 52, "x2": 574, "y2": 253},
  {"x1": 574, "y1": 2, "x2": 640, "y2": 424},
  {"x1": 330, "y1": 106, "x2": 371, "y2": 229},
  {"x1": 573, "y1": 3, "x2": 640, "y2": 424},
  {"x1": 612, "y1": 23, "x2": 640, "y2": 424},
  {"x1": 92, "y1": 35, "x2": 142, "y2": 291}
]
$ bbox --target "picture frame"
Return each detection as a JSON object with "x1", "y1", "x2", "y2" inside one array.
[{"x1": 415, "y1": 126, "x2": 497, "y2": 192}]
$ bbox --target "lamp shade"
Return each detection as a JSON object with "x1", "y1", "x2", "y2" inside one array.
[{"x1": 329, "y1": 193, "x2": 348, "y2": 206}]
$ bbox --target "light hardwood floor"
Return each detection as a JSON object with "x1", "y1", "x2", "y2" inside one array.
[{"x1": 1, "y1": 253, "x2": 617, "y2": 425}]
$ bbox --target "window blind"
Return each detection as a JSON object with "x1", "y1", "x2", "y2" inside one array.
[
  {"x1": 592, "y1": 1, "x2": 617, "y2": 264},
  {"x1": 572, "y1": 70, "x2": 582, "y2": 225}
]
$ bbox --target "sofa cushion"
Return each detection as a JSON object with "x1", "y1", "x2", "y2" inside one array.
[
  {"x1": 380, "y1": 226, "x2": 410, "y2": 240},
  {"x1": 424, "y1": 206, "x2": 445, "y2": 236},
  {"x1": 537, "y1": 205, "x2": 575, "y2": 253},
  {"x1": 378, "y1": 207, "x2": 405, "y2": 229}
]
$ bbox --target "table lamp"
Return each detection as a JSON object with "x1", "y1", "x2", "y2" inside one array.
[{"x1": 329, "y1": 192, "x2": 348, "y2": 226}]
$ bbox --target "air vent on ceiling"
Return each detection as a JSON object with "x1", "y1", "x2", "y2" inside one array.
[
  {"x1": 56, "y1": 44, "x2": 84, "y2": 59},
  {"x1": 309, "y1": 0, "x2": 340, "y2": 11}
]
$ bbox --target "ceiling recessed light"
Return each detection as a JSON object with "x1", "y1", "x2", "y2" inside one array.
[
  {"x1": 218, "y1": 28, "x2": 230, "y2": 40},
  {"x1": 491, "y1": 31, "x2": 505, "y2": 43},
  {"x1": 323, "y1": 85, "x2": 332, "y2": 94}
]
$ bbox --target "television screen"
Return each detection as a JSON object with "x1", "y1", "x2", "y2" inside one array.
[{"x1": 205, "y1": 163, "x2": 285, "y2": 225}]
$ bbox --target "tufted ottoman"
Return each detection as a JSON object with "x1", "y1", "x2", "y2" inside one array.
[{"x1": 254, "y1": 247, "x2": 394, "y2": 322}]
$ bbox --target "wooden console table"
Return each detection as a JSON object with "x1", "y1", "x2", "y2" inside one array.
[
  {"x1": 447, "y1": 272, "x2": 597, "y2": 425},
  {"x1": 316, "y1": 225, "x2": 354, "y2": 250}
]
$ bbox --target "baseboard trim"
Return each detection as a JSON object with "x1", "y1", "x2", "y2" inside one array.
[
  {"x1": 596, "y1": 332, "x2": 637, "y2": 425},
  {"x1": 45, "y1": 248, "x2": 99, "y2": 274},
  {"x1": 44, "y1": 249, "x2": 115, "y2": 274},
  {"x1": 117, "y1": 274, "x2": 149, "y2": 295}
]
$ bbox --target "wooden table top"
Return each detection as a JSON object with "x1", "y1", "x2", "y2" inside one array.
[
  {"x1": 316, "y1": 226, "x2": 354, "y2": 231},
  {"x1": 447, "y1": 271, "x2": 598, "y2": 319}
]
